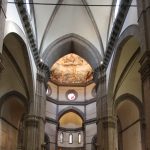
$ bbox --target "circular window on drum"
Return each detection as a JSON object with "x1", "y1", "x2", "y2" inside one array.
[{"x1": 66, "y1": 90, "x2": 78, "y2": 101}]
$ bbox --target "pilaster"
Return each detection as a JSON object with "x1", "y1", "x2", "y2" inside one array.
[
  {"x1": 24, "y1": 68, "x2": 46, "y2": 150},
  {"x1": 96, "y1": 67, "x2": 107, "y2": 150},
  {"x1": 36, "y1": 69, "x2": 46, "y2": 150},
  {"x1": 24, "y1": 115, "x2": 39, "y2": 150},
  {"x1": 0, "y1": 53, "x2": 4, "y2": 74},
  {"x1": 0, "y1": 0, "x2": 7, "y2": 53},
  {"x1": 139, "y1": 51, "x2": 150, "y2": 150},
  {"x1": 137, "y1": 0, "x2": 150, "y2": 149}
]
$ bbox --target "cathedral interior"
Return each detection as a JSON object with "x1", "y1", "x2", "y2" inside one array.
[{"x1": 0, "y1": 0, "x2": 150, "y2": 150}]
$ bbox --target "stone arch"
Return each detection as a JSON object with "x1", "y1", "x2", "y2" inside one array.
[
  {"x1": 108, "y1": 25, "x2": 141, "y2": 99},
  {"x1": 0, "y1": 91, "x2": 28, "y2": 150},
  {"x1": 42, "y1": 33, "x2": 102, "y2": 73},
  {"x1": 0, "y1": 90, "x2": 28, "y2": 113},
  {"x1": 114, "y1": 93, "x2": 143, "y2": 150},
  {"x1": 3, "y1": 30, "x2": 34, "y2": 100},
  {"x1": 57, "y1": 106, "x2": 85, "y2": 122},
  {"x1": 114, "y1": 93, "x2": 143, "y2": 116}
]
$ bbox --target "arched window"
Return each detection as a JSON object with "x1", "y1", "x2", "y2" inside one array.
[
  {"x1": 69, "y1": 133, "x2": 73, "y2": 144},
  {"x1": 78, "y1": 133, "x2": 81, "y2": 144},
  {"x1": 60, "y1": 132, "x2": 64, "y2": 143}
]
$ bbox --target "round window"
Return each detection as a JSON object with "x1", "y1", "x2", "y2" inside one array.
[{"x1": 66, "y1": 90, "x2": 78, "y2": 101}]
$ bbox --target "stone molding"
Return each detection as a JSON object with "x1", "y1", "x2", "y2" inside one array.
[
  {"x1": 104, "y1": 0, "x2": 133, "y2": 67},
  {"x1": 97, "y1": 116, "x2": 117, "y2": 129},
  {"x1": 25, "y1": 115, "x2": 39, "y2": 127},
  {"x1": 47, "y1": 96, "x2": 96, "y2": 106}
]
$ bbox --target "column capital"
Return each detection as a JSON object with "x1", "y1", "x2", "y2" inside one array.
[
  {"x1": 139, "y1": 51, "x2": 150, "y2": 81},
  {"x1": 25, "y1": 115, "x2": 39, "y2": 127},
  {"x1": 97, "y1": 116, "x2": 117, "y2": 128}
]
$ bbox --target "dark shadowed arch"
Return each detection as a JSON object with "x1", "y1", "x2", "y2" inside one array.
[{"x1": 0, "y1": 91, "x2": 28, "y2": 114}]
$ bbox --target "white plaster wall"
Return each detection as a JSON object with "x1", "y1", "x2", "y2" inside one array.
[
  {"x1": 49, "y1": 82, "x2": 58, "y2": 100},
  {"x1": 121, "y1": 0, "x2": 138, "y2": 35},
  {"x1": 86, "y1": 102, "x2": 96, "y2": 120},
  {"x1": 0, "y1": 53, "x2": 26, "y2": 98},
  {"x1": 115, "y1": 57, "x2": 142, "y2": 101},
  {"x1": 34, "y1": 0, "x2": 56, "y2": 49},
  {"x1": 58, "y1": 86, "x2": 85, "y2": 102},
  {"x1": 122, "y1": 122, "x2": 142, "y2": 150},
  {"x1": 85, "y1": 83, "x2": 95, "y2": 100},
  {"x1": 46, "y1": 101, "x2": 57, "y2": 119},
  {"x1": 6, "y1": 1, "x2": 25, "y2": 35},
  {"x1": 87, "y1": 0, "x2": 112, "y2": 50},
  {"x1": 117, "y1": 100, "x2": 142, "y2": 150},
  {"x1": 41, "y1": 0, "x2": 100, "y2": 54}
]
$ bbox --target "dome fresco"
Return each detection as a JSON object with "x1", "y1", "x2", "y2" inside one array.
[{"x1": 50, "y1": 53, "x2": 93, "y2": 84}]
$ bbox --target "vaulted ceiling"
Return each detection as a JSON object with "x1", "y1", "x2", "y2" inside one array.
[{"x1": 33, "y1": 0, "x2": 116, "y2": 58}]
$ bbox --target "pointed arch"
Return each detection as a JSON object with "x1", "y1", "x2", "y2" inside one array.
[
  {"x1": 42, "y1": 33, "x2": 102, "y2": 70},
  {"x1": 57, "y1": 106, "x2": 85, "y2": 121}
]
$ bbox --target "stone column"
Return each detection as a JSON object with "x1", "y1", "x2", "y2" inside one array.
[
  {"x1": 139, "y1": 52, "x2": 150, "y2": 150},
  {"x1": 24, "y1": 69, "x2": 46, "y2": 150},
  {"x1": 0, "y1": 0, "x2": 7, "y2": 74},
  {"x1": 36, "y1": 69, "x2": 46, "y2": 150},
  {"x1": 96, "y1": 67, "x2": 117, "y2": 150},
  {"x1": 96, "y1": 67, "x2": 107, "y2": 150},
  {"x1": 0, "y1": 0, "x2": 7, "y2": 52},
  {"x1": 137, "y1": 0, "x2": 150, "y2": 150}
]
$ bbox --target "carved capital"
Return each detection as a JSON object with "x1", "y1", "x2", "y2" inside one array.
[
  {"x1": 25, "y1": 115, "x2": 39, "y2": 127},
  {"x1": 103, "y1": 116, "x2": 117, "y2": 128},
  {"x1": 97, "y1": 116, "x2": 117, "y2": 128},
  {"x1": 139, "y1": 51, "x2": 150, "y2": 81}
]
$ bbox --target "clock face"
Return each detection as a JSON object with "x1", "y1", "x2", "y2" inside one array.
[{"x1": 67, "y1": 93, "x2": 76, "y2": 100}]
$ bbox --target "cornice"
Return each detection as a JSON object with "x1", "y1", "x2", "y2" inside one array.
[
  {"x1": 46, "y1": 117, "x2": 97, "y2": 126},
  {"x1": 104, "y1": 0, "x2": 132, "y2": 68},
  {"x1": 15, "y1": 0, "x2": 40, "y2": 65},
  {"x1": 59, "y1": 127, "x2": 83, "y2": 132},
  {"x1": 46, "y1": 96, "x2": 96, "y2": 106},
  {"x1": 49, "y1": 79, "x2": 94, "y2": 87},
  {"x1": 15, "y1": 0, "x2": 50, "y2": 79}
]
